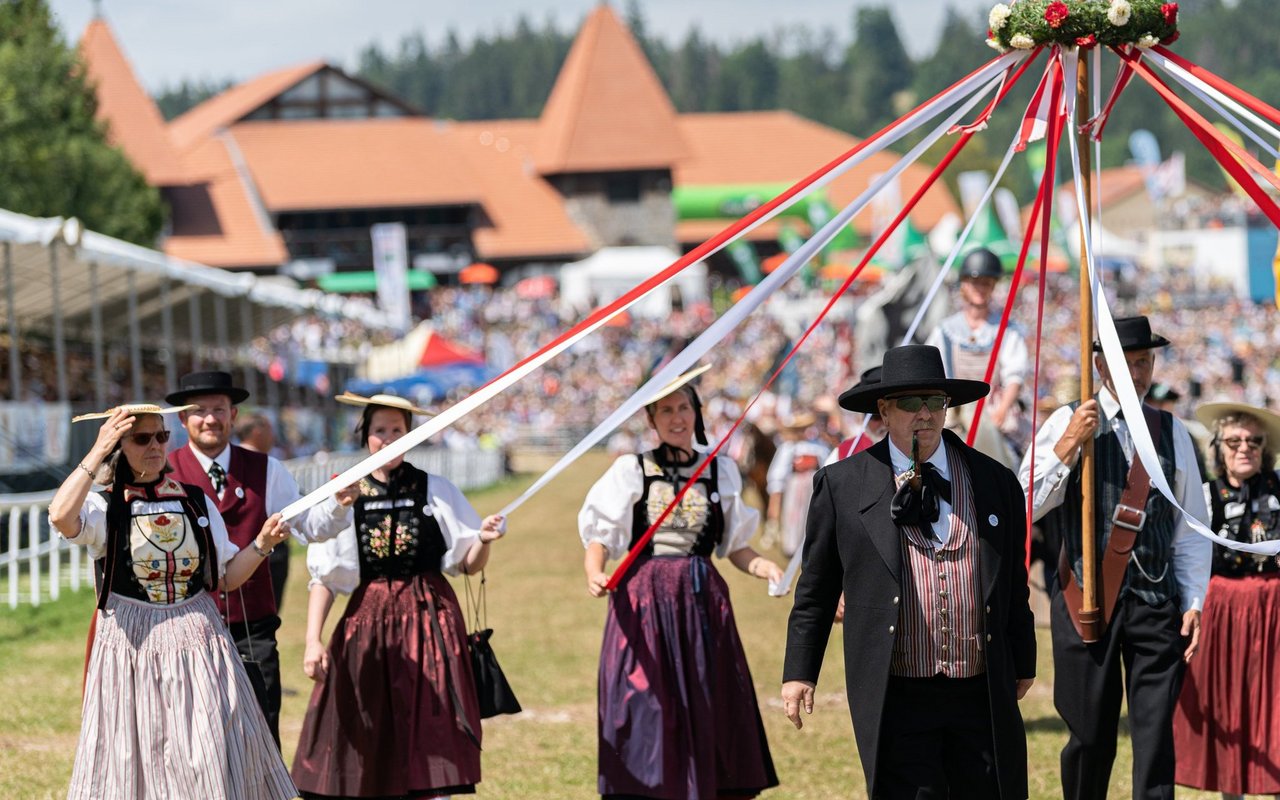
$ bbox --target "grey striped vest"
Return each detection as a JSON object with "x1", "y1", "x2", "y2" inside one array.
[{"x1": 1040, "y1": 401, "x2": 1180, "y2": 606}]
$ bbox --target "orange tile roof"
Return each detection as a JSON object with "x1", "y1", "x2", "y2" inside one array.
[
  {"x1": 229, "y1": 119, "x2": 483, "y2": 211},
  {"x1": 674, "y1": 111, "x2": 959, "y2": 239},
  {"x1": 163, "y1": 136, "x2": 288, "y2": 269},
  {"x1": 169, "y1": 61, "x2": 325, "y2": 152},
  {"x1": 78, "y1": 19, "x2": 185, "y2": 185},
  {"x1": 449, "y1": 121, "x2": 593, "y2": 259},
  {"x1": 533, "y1": 4, "x2": 687, "y2": 175}
]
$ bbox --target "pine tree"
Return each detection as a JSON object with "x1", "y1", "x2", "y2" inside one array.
[{"x1": 0, "y1": 0, "x2": 164, "y2": 244}]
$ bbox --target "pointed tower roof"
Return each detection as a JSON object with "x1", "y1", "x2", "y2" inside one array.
[
  {"x1": 79, "y1": 17, "x2": 186, "y2": 185},
  {"x1": 534, "y1": 4, "x2": 687, "y2": 175}
]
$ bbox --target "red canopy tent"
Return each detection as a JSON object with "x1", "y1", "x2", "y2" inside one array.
[{"x1": 419, "y1": 331, "x2": 484, "y2": 368}]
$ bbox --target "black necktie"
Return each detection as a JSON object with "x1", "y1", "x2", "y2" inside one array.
[
  {"x1": 891, "y1": 462, "x2": 952, "y2": 527},
  {"x1": 209, "y1": 461, "x2": 227, "y2": 495}
]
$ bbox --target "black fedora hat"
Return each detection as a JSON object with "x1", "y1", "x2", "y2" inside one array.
[
  {"x1": 165, "y1": 371, "x2": 250, "y2": 405},
  {"x1": 1092, "y1": 315, "x2": 1171, "y2": 352},
  {"x1": 838, "y1": 345, "x2": 989, "y2": 413}
]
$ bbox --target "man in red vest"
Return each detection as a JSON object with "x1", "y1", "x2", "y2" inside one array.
[{"x1": 166, "y1": 371, "x2": 355, "y2": 745}]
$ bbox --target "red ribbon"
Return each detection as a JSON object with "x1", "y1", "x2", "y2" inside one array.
[
  {"x1": 952, "y1": 48, "x2": 1043, "y2": 134},
  {"x1": 604, "y1": 61, "x2": 1036, "y2": 592},
  {"x1": 1118, "y1": 48, "x2": 1280, "y2": 228},
  {"x1": 1023, "y1": 68, "x2": 1067, "y2": 572},
  {"x1": 1153, "y1": 45, "x2": 1280, "y2": 129},
  {"x1": 1081, "y1": 46, "x2": 1138, "y2": 141}
]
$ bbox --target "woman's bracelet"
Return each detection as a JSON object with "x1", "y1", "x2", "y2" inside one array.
[
  {"x1": 77, "y1": 461, "x2": 96, "y2": 478},
  {"x1": 251, "y1": 540, "x2": 273, "y2": 558}
]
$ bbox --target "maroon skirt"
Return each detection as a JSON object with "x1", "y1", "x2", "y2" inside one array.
[
  {"x1": 598, "y1": 554, "x2": 778, "y2": 799},
  {"x1": 292, "y1": 572, "x2": 482, "y2": 799},
  {"x1": 1174, "y1": 573, "x2": 1280, "y2": 794}
]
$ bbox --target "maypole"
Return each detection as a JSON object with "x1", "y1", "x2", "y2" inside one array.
[{"x1": 1075, "y1": 54, "x2": 1102, "y2": 642}]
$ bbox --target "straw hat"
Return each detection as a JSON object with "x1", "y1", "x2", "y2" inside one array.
[
  {"x1": 72, "y1": 403, "x2": 195, "y2": 423},
  {"x1": 335, "y1": 392, "x2": 434, "y2": 417},
  {"x1": 643, "y1": 364, "x2": 711, "y2": 406},
  {"x1": 1195, "y1": 401, "x2": 1280, "y2": 449}
]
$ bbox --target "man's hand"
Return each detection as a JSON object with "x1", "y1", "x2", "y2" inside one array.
[
  {"x1": 781, "y1": 680, "x2": 816, "y2": 730},
  {"x1": 834, "y1": 592, "x2": 846, "y2": 624},
  {"x1": 1181, "y1": 609, "x2": 1202, "y2": 662},
  {"x1": 1055, "y1": 399, "x2": 1100, "y2": 466},
  {"x1": 1016, "y1": 678, "x2": 1034, "y2": 700}
]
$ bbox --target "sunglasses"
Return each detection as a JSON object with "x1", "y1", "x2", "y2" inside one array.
[
  {"x1": 1221, "y1": 435, "x2": 1265, "y2": 452},
  {"x1": 888, "y1": 395, "x2": 949, "y2": 413},
  {"x1": 126, "y1": 430, "x2": 171, "y2": 447}
]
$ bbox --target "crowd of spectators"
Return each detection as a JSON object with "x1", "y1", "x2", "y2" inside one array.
[{"x1": 4, "y1": 263, "x2": 1279, "y2": 465}]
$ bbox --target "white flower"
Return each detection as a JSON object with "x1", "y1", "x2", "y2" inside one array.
[
  {"x1": 1108, "y1": 0, "x2": 1132, "y2": 26},
  {"x1": 986, "y1": 37, "x2": 1009, "y2": 52},
  {"x1": 1010, "y1": 33, "x2": 1036, "y2": 49},
  {"x1": 1136, "y1": 34, "x2": 1160, "y2": 48},
  {"x1": 989, "y1": 3, "x2": 1012, "y2": 31}
]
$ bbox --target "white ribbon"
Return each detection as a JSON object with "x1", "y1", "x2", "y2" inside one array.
[
  {"x1": 1146, "y1": 50, "x2": 1280, "y2": 161},
  {"x1": 1059, "y1": 49, "x2": 1280, "y2": 557},
  {"x1": 280, "y1": 53, "x2": 1025, "y2": 523},
  {"x1": 499, "y1": 64, "x2": 1017, "y2": 521}
]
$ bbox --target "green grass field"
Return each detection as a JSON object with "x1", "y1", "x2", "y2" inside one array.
[{"x1": 0, "y1": 452, "x2": 1222, "y2": 799}]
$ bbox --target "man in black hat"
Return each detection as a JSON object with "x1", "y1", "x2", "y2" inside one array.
[
  {"x1": 782, "y1": 344, "x2": 1036, "y2": 799},
  {"x1": 926, "y1": 247, "x2": 1029, "y2": 468},
  {"x1": 1019, "y1": 315, "x2": 1210, "y2": 799},
  {"x1": 166, "y1": 371, "x2": 356, "y2": 745}
]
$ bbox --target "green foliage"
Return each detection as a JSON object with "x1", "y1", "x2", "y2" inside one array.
[
  {"x1": 991, "y1": 0, "x2": 1179, "y2": 50},
  {"x1": 0, "y1": 0, "x2": 164, "y2": 244},
  {"x1": 154, "y1": 77, "x2": 231, "y2": 120}
]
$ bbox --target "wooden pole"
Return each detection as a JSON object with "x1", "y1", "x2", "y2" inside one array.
[{"x1": 1077, "y1": 54, "x2": 1102, "y2": 642}]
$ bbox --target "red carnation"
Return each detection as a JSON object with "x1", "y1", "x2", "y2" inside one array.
[
  {"x1": 1045, "y1": 1, "x2": 1070, "y2": 29},
  {"x1": 1076, "y1": 34, "x2": 1098, "y2": 48},
  {"x1": 1161, "y1": 3, "x2": 1179, "y2": 25}
]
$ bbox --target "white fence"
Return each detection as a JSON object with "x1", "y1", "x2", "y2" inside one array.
[{"x1": 0, "y1": 447, "x2": 504, "y2": 610}]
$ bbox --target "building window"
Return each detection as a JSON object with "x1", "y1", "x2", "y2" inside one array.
[{"x1": 604, "y1": 173, "x2": 642, "y2": 204}]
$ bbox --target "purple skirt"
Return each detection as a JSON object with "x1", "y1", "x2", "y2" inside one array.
[
  {"x1": 598, "y1": 555, "x2": 778, "y2": 799},
  {"x1": 292, "y1": 572, "x2": 481, "y2": 799}
]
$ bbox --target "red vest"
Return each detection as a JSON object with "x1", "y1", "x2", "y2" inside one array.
[{"x1": 168, "y1": 444, "x2": 274, "y2": 623}]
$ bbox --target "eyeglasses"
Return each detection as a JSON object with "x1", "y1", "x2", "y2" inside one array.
[
  {"x1": 1221, "y1": 435, "x2": 1265, "y2": 452},
  {"x1": 889, "y1": 395, "x2": 949, "y2": 413},
  {"x1": 127, "y1": 430, "x2": 171, "y2": 447}
]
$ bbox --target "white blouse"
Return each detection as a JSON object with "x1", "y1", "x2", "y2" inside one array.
[
  {"x1": 62, "y1": 491, "x2": 239, "y2": 573},
  {"x1": 306, "y1": 473, "x2": 482, "y2": 595},
  {"x1": 578, "y1": 453, "x2": 759, "y2": 561}
]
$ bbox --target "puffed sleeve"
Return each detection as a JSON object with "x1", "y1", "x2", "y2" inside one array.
[
  {"x1": 428, "y1": 475, "x2": 483, "y2": 577},
  {"x1": 306, "y1": 527, "x2": 361, "y2": 595},
  {"x1": 578, "y1": 455, "x2": 644, "y2": 561},
  {"x1": 716, "y1": 455, "x2": 760, "y2": 557},
  {"x1": 56, "y1": 492, "x2": 110, "y2": 559},
  {"x1": 203, "y1": 499, "x2": 239, "y2": 573}
]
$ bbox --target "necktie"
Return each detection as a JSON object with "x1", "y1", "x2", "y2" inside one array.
[
  {"x1": 209, "y1": 461, "x2": 227, "y2": 495},
  {"x1": 891, "y1": 462, "x2": 952, "y2": 527}
]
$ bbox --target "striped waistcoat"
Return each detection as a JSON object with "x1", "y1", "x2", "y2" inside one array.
[
  {"x1": 891, "y1": 445, "x2": 986, "y2": 678},
  {"x1": 1039, "y1": 403, "x2": 1180, "y2": 607}
]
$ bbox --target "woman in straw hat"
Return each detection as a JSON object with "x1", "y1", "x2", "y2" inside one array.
[
  {"x1": 1174, "y1": 401, "x2": 1280, "y2": 799},
  {"x1": 292, "y1": 393, "x2": 506, "y2": 800},
  {"x1": 47, "y1": 403, "x2": 296, "y2": 799},
  {"x1": 579, "y1": 366, "x2": 782, "y2": 799}
]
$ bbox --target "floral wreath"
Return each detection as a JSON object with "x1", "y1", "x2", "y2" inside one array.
[{"x1": 987, "y1": 0, "x2": 1179, "y2": 52}]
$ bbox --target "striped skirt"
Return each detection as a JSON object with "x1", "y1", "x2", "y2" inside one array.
[{"x1": 68, "y1": 591, "x2": 296, "y2": 800}]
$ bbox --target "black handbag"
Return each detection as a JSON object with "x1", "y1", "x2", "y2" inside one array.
[
  {"x1": 464, "y1": 572, "x2": 521, "y2": 718},
  {"x1": 226, "y1": 587, "x2": 271, "y2": 714}
]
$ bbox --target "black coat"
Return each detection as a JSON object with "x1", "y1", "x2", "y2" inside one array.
[{"x1": 783, "y1": 430, "x2": 1036, "y2": 799}]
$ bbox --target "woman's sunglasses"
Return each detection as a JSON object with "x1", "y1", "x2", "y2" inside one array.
[
  {"x1": 889, "y1": 395, "x2": 949, "y2": 413},
  {"x1": 1221, "y1": 435, "x2": 1265, "y2": 452},
  {"x1": 126, "y1": 430, "x2": 171, "y2": 447}
]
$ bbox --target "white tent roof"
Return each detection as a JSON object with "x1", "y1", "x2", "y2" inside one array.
[
  {"x1": 558, "y1": 246, "x2": 707, "y2": 320},
  {"x1": 0, "y1": 208, "x2": 394, "y2": 345}
]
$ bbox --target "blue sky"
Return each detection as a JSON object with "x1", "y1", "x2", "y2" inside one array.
[{"x1": 49, "y1": 0, "x2": 990, "y2": 93}]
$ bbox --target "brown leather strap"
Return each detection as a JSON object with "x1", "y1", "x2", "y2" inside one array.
[{"x1": 1060, "y1": 405, "x2": 1163, "y2": 639}]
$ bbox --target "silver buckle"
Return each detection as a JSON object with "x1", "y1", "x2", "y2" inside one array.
[{"x1": 1111, "y1": 503, "x2": 1147, "y2": 533}]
